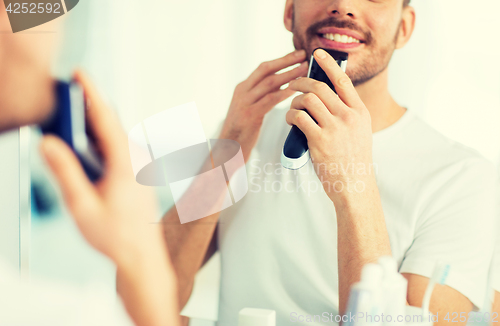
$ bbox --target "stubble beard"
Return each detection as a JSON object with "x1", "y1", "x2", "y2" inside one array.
[{"x1": 291, "y1": 15, "x2": 400, "y2": 87}]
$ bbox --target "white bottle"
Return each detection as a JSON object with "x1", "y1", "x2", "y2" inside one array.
[
  {"x1": 378, "y1": 256, "x2": 408, "y2": 326},
  {"x1": 345, "y1": 263, "x2": 384, "y2": 326}
]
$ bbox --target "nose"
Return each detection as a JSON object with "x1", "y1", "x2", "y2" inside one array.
[{"x1": 327, "y1": 0, "x2": 356, "y2": 19}]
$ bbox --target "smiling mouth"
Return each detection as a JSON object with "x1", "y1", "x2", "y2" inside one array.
[{"x1": 319, "y1": 33, "x2": 363, "y2": 44}]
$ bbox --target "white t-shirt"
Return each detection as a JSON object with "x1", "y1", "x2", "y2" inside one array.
[
  {"x1": 216, "y1": 106, "x2": 499, "y2": 325},
  {"x1": 0, "y1": 259, "x2": 134, "y2": 326}
]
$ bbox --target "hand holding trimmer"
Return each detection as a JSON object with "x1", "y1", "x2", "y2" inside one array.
[{"x1": 281, "y1": 48, "x2": 348, "y2": 170}]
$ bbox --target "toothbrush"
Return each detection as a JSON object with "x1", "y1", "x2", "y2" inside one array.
[{"x1": 422, "y1": 261, "x2": 450, "y2": 319}]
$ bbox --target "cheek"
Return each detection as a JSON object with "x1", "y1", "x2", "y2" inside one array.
[
  {"x1": 0, "y1": 17, "x2": 9, "y2": 31},
  {"x1": 293, "y1": 1, "x2": 323, "y2": 32},
  {"x1": 16, "y1": 17, "x2": 62, "y2": 64},
  {"x1": 364, "y1": 9, "x2": 401, "y2": 45}
]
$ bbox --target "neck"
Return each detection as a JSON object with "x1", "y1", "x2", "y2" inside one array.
[{"x1": 354, "y1": 68, "x2": 406, "y2": 133}]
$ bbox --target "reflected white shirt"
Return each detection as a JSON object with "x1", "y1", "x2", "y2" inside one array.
[{"x1": 217, "y1": 106, "x2": 498, "y2": 326}]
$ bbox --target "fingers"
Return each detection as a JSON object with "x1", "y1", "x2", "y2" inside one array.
[
  {"x1": 40, "y1": 135, "x2": 101, "y2": 216},
  {"x1": 73, "y1": 70, "x2": 129, "y2": 172},
  {"x1": 286, "y1": 109, "x2": 321, "y2": 140},
  {"x1": 245, "y1": 50, "x2": 307, "y2": 90},
  {"x1": 313, "y1": 49, "x2": 363, "y2": 108},
  {"x1": 249, "y1": 60, "x2": 308, "y2": 103},
  {"x1": 289, "y1": 77, "x2": 347, "y2": 117},
  {"x1": 290, "y1": 93, "x2": 333, "y2": 127},
  {"x1": 253, "y1": 87, "x2": 296, "y2": 116}
]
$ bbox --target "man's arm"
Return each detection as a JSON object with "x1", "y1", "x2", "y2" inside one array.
[
  {"x1": 162, "y1": 50, "x2": 308, "y2": 309},
  {"x1": 335, "y1": 183, "x2": 392, "y2": 314},
  {"x1": 163, "y1": 205, "x2": 221, "y2": 309},
  {"x1": 404, "y1": 273, "x2": 474, "y2": 326},
  {"x1": 332, "y1": 182, "x2": 477, "y2": 322}
]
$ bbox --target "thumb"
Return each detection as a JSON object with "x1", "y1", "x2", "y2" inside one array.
[{"x1": 40, "y1": 135, "x2": 101, "y2": 217}]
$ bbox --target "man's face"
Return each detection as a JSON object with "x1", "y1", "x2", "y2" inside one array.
[
  {"x1": 0, "y1": 1, "x2": 60, "y2": 132},
  {"x1": 285, "y1": 0, "x2": 409, "y2": 86}
]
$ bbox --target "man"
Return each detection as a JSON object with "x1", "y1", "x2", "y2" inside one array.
[
  {"x1": 0, "y1": 3, "x2": 180, "y2": 325},
  {"x1": 163, "y1": 0, "x2": 499, "y2": 325}
]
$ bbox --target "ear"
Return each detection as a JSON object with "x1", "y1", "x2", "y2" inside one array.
[
  {"x1": 396, "y1": 6, "x2": 416, "y2": 49},
  {"x1": 284, "y1": 0, "x2": 294, "y2": 32}
]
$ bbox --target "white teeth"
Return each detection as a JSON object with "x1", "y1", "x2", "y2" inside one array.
[{"x1": 322, "y1": 33, "x2": 361, "y2": 44}]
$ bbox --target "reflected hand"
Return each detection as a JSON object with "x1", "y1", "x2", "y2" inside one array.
[
  {"x1": 40, "y1": 70, "x2": 163, "y2": 266},
  {"x1": 220, "y1": 50, "x2": 308, "y2": 161},
  {"x1": 286, "y1": 49, "x2": 374, "y2": 202}
]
